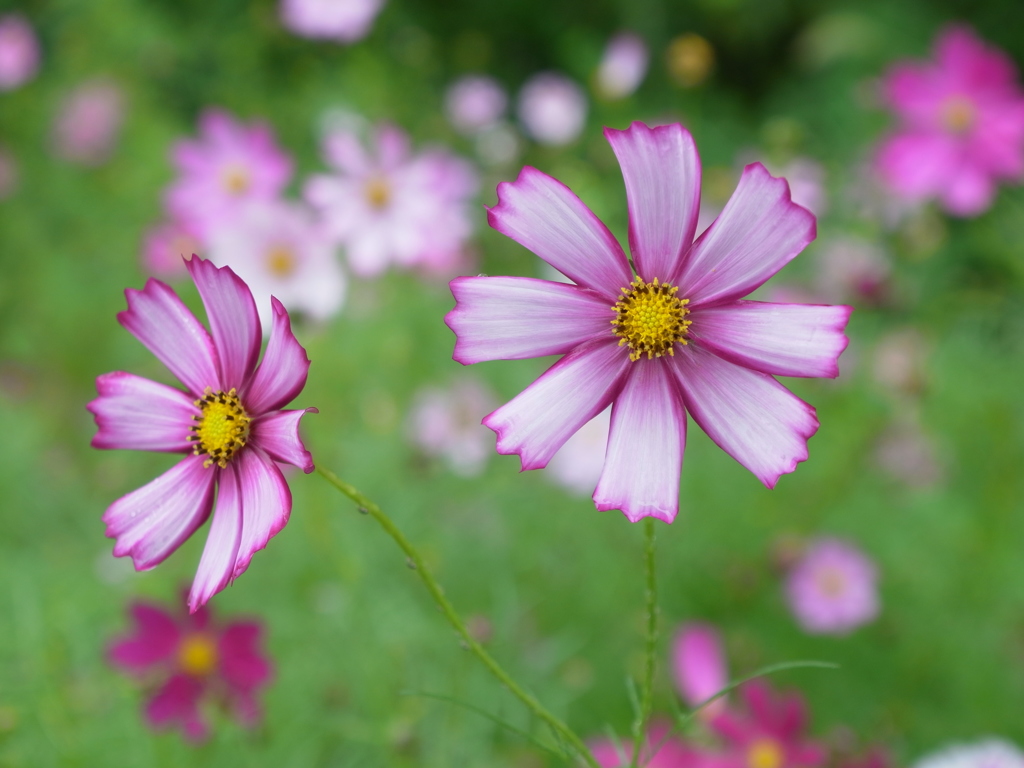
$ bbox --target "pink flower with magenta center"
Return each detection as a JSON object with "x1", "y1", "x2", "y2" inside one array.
[
  {"x1": 108, "y1": 599, "x2": 272, "y2": 741},
  {"x1": 445, "y1": 122, "x2": 851, "y2": 522},
  {"x1": 88, "y1": 257, "x2": 316, "y2": 611},
  {"x1": 785, "y1": 537, "x2": 879, "y2": 635}
]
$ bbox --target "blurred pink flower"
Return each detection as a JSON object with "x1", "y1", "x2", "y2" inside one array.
[
  {"x1": 88, "y1": 258, "x2": 317, "y2": 611},
  {"x1": 53, "y1": 79, "x2": 125, "y2": 166},
  {"x1": 590, "y1": 720, "x2": 704, "y2": 768},
  {"x1": 596, "y1": 32, "x2": 649, "y2": 100},
  {"x1": 0, "y1": 14, "x2": 39, "y2": 91},
  {"x1": 305, "y1": 122, "x2": 477, "y2": 277},
  {"x1": 785, "y1": 537, "x2": 879, "y2": 635},
  {"x1": 407, "y1": 377, "x2": 497, "y2": 477},
  {"x1": 913, "y1": 740, "x2": 1024, "y2": 768},
  {"x1": 546, "y1": 408, "x2": 610, "y2": 496},
  {"x1": 166, "y1": 109, "x2": 293, "y2": 239},
  {"x1": 776, "y1": 158, "x2": 827, "y2": 217},
  {"x1": 814, "y1": 236, "x2": 890, "y2": 305},
  {"x1": 876, "y1": 25, "x2": 1024, "y2": 216},
  {"x1": 445, "y1": 75, "x2": 508, "y2": 135},
  {"x1": 108, "y1": 598, "x2": 272, "y2": 741},
  {"x1": 142, "y1": 220, "x2": 203, "y2": 279},
  {"x1": 207, "y1": 200, "x2": 346, "y2": 327},
  {"x1": 0, "y1": 145, "x2": 17, "y2": 200},
  {"x1": 279, "y1": 0, "x2": 384, "y2": 42},
  {"x1": 517, "y1": 72, "x2": 588, "y2": 146},
  {"x1": 673, "y1": 623, "x2": 728, "y2": 720}
]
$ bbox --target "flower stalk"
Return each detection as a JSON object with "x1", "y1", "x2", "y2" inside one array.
[{"x1": 631, "y1": 517, "x2": 658, "y2": 767}]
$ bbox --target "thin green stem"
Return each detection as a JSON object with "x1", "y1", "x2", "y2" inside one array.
[
  {"x1": 317, "y1": 467, "x2": 600, "y2": 768},
  {"x1": 630, "y1": 517, "x2": 658, "y2": 768}
]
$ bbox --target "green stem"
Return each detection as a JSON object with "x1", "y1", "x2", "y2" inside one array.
[
  {"x1": 317, "y1": 467, "x2": 600, "y2": 768},
  {"x1": 631, "y1": 517, "x2": 658, "y2": 768}
]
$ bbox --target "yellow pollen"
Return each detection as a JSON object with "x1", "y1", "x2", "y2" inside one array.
[
  {"x1": 364, "y1": 175, "x2": 391, "y2": 209},
  {"x1": 942, "y1": 96, "x2": 975, "y2": 134},
  {"x1": 747, "y1": 739, "x2": 785, "y2": 768},
  {"x1": 221, "y1": 164, "x2": 251, "y2": 195},
  {"x1": 266, "y1": 244, "x2": 296, "y2": 278},
  {"x1": 189, "y1": 387, "x2": 251, "y2": 469},
  {"x1": 611, "y1": 277, "x2": 692, "y2": 361},
  {"x1": 178, "y1": 633, "x2": 218, "y2": 677}
]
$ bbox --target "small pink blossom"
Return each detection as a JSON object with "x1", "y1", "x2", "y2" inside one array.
[
  {"x1": 108, "y1": 598, "x2": 272, "y2": 741},
  {"x1": 0, "y1": 145, "x2": 17, "y2": 200},
  {"x1": 517, "y1": 72, "x2": 588, "y2": 146},
  {"x1": 0, "y1": 14, "x2": 39, "y2": 91},
  {"x1": 279, "y1": 0, "x2": 384, "y2": 43},
  {"x1": 142, "y1": 221, "x2": 202, "y2": 279},
  {"x1": 52, "y1": 79, "x2": 125, "y2": 166},
  {"x1": 445, "y1": 75, "x2": 508, "y2": 135},
  {"x1": 407, "y1": 377, "x2": 497, "y2": 477},
  {"x1": 913, "y1": 740, "x2": 1024, "y2": 768},
  {"x1": 166, "y1": 109, "x2": 293, "y2": 240},
  {"x1": 673, "y1": 623, "x2": 728, "y2": 720},
  {"x1": 596, "y1": 32, "x2": 649, "y2": 100},
  {"x1": 546, "y1": 408, "x2": 610, "y2": 496},
  {"x1": 875, "y1": 25, "x2": 1024, "y2": 216},
  {"x1": 813, "y1": 236, "x2": 890, "y2": 305},
  {"x1": 88, "y1": 257, "x2": 317, "y2": 611},
  {"x1": 785, "y1": 537, "x2": 879, "y2": 635}
]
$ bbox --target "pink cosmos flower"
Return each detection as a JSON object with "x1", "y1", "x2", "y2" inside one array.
[
  {"x1": 596, "y1": 32, "x2": 649, "y2": 100},
  {"x1": 108, "y1": 598, "x2": 272, "y2": 741},
  {"x1": 142, "y1": 220, "x2": 202, "y2": 279},
  {"x1": 445, "y1": 122, "x2": 851, "y2": 522},
  {"x1": 279, "y1": 0, "x2": 385, "y2": 43},
  {"x1": 546, "y1": 408, "x2": 610, "y2": 496},
  {"x1": 517, "y1": 72, "x2": 588, "y2": 146},
  {"x1": 590, "y1": 720, "x2": 704, "y2": 768},
  {"x1": 673, "y1": 623, "x2": 728, "y2": 720},
  {"x1": 407, "y1": 377, "x2": 497, "y2": 477},
  {"x1": 445, "y1": 75, "x2": 508, "y2": 136},
  {"x1": 88, "y1": 257, "x2": 317, "y2": 611},
  {"x1": 166, "y1": 109, "x2": 293, "y2": 240},
  {"x1": 0, "y1": 14, "x2": 39, "y2": 91},
  {"x1": 53, "y1": 78, "x2": 125, "y2": 166},
  {"x1": 304, "y1": 122, "x2": 478, "y2": 278},
  {"x1": 784, "y1": 537, "x2": 879, "y2": 635},
  {"x1": 876, "y1": 25, "x2": 1024, "y2": 216}
]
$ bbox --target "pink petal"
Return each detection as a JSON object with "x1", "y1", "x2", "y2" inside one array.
[
  {"x1": 593, "y1": 360, "x2": 686, "y2": 523},
  {"x1": 487, "y1": 166, "x2": 632, "y2": 298},
  {"x1": 117, "y1": 278, "x2": 221, "y2": 396},
  {"x1": 446, "y1": 276, "x2": 614, "y2": 364},
  {"x1": 672, "y1": 164, "x2": 816, "y2": 307},
  {"x1": 242, "y1": 297, "x2": 310, "y2": 415},
  {"x1": 483, "y1": 338, "x2": 631, "y2": 471},
  {"x1": 940, "y1": 164, "x2": 996, "y2": 216},
  {"x1": 669, "y1": 345, "x2": 819, "y2": 488},
  {"x1": 875, "y1": 131, "x2": 959, "y2": 199},
  {"x1": 145, "y1": 674, "x2": 208, "y2": 742},
  {"x1": 689, "y1": 301, "x2": 852, "y2": 379},
  {"x1": 88, "y1": 372, "x2": 196, "y2": 452},
  {"x1": 230, "y1": 446, "x2": 292, "y2": 580},
  {"x1": 218, "y1": 622, "x2": 273, "y2": 692},
  {"x1": 605, "y1": 122, "x2": 701, "y2": 282},
  {"x1": 249, "y1": 408, "x2": 317, "y2": 473},
  {"x1": 108, "y1": 603, "x2": 181, "y2": 671},
  {"x1": 185, "y1": 257, "x2": 261, "y2": 390},
  {"x1": 188, "y1": 467, "x2": 243, "y2": 611},
  {"x1": 104, "y1": 455, "x2": 217, "y2": 570},
  {"x1": 672, "y1": 623, "x2": 728, "y2": 718}
]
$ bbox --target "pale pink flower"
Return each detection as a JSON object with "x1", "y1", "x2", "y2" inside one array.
[
  {"x1": 517, "y1": 72, "x2": 588, "y2": 146},
  {"x1": 776, "y1": 158, "x2": 827, "y2": 217},
  {"x1": 590, "y1": 720, "x2": 704, "y2": 768},
  {"x1": 305, "y1": 122, "x2": 478, "y2": 277},
  {"x1": 0, "y1": 14, "x2": 39, "y2": 91},
  {"x1": 596, "y1": 32, "x2": 649, "y2": 100},
  {"x1": 88, "y1": 258, "x2": 317, "y2": 611},
  {"x1": 207, "y1": 200, "x2": 346, "y2": 327},
  {"x1": 813, "y1": 236, "x2": 890, "y2": 305},
  {"x1": 279, "y1": 0, "x2": 384, "y2": 43},
  {"x1": 407, "y1": 377, "x2": 496, "y2": 477},
  {"x1": 166, "y1": 109, "x2": 293, "y2": 239},
  {"x1": 0, "y1": 145, "x2": 17, "y2": 200},
  {"x1": 876, "y1": 25, "x2": 1024, "y2": 216},
  {"x1": 445, "y1": 75, "x2": 508, "y2": 135},
  {"x1": 785, "y1": 537, "x2": 879, "y2": 635},
  {"x1": 445, "y1": 122, "x2": 851, "y2": 522},
  {"x1": 142, "y1": 221, "x2": 203, "y2": 280},
  {"x1": 913, "y1": 741, "x2": 1024, "y2": 768},
  {"x1": 53, "y1": 79, "x2": 125, "y2": 165},
  {"x1": 546, "y1": 408, "x2": 610, "y2": 495},
  {"x1": 108, "y1": 598, "x2": 272, "y2": 741},
  {"x1": 673, "y1": 623, "x2": 728, "y2": 720}
]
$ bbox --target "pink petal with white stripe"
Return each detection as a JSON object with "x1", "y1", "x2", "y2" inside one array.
[
  {"x1": 594, "y1": 360, "x2": 686, "y2": 522},
  {"x1": 605, "y1": 122, "x2": 701, "y2": 282},
  {"x1": 446, "y1": 276, "x2": 614, "y2": 364},
  {"x1": 670, "y1": 345, "x2": 819, "y2": 488},
  {"x1": 188, "y1": 467, "x2": 243, "y2": 611},
  {"x1": 185, "y1": 257, "x2": 261, "y2": 390},
  {"x1": 230, "y1": 446, "x2": 292, "y2": 580},
  {"x1": 673, "y1": 163, "x2": 816, "y2": 307},
  {"x1": 89, "y1": 372, "x2": 196, "y2": 452},
  {"x1": 242, "y1": 297, "x2": 310, "y2": 414},
  {"x1": 250, "y1": 408, "x2": 317, "y2": 473},
  {"x1": 104, "y1": 455, "x2": 216, "y2": 569},
  {"x1": 118, "y1": 278, "x2": 221, "y2": 395},
  {"x1": 689, "y1": 301, "x2": 852, "y2": 379},
  {"x1": 483, "y1": 338, "x2": 630, "y2": 471},
  {"x1": 487, "y1": 166, "x2": 632, "y2": 298}
]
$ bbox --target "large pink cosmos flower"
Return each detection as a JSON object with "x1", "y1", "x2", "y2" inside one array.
[
  {"x1": 876, "y1": 26, "x2": 1024, "y2": 217},
  {"x1": 88, "y1": 257, "x2": 316, "y2": 611},
  {"x1": 445, "y1": 122, "x2": 851, "y2": 523},
  {"x1": 109, "y1": 598, "x2": 272, "y2": 741}
]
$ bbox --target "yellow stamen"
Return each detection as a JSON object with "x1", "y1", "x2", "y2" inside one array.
[
  {"x1": 942, "y1": 96, "x2": 975, "y2": 134},
  {"x1": 178, "y1": 634, "x2": 218, "y2": 677},
  {"x1": 221, "y1": 164, "x2": 251, "y2": 195},
  {"x1": 611, "y1": 277, "x2": 692, "y2": 361},
  {"x1": 747, "y1": 739, "x2": 785, "y2": 768},
  {"x1": 364, "y1": 175, "x2": 391, "y2": 209},
  {"x1": 266, "y1": 244, "x2": 296, "y2": 278},
  {"x1": 189, "y1": 387, "x2": 251, "y2": 469}
]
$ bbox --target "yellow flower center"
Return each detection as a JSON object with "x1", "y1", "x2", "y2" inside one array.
[
  {"x1": 747, "y1": 739, "x2": 785, "y2": 768},
  {"x1": 189, "y1": 387, "x2": 251, "y2": 469},
  {"x1": 266, "y1": 244, "x2": 296, "y2": 278},
  {"x1": 364, "y1": 175, "x2": 391, "y2": 209},
  {"x1": 178, "y1": 633, "x2": 218, "y2": 677},
  {"x1": 941, "y1": 96, "x2": 975, "y2": 134},
  {"x1": 611, "y1": 277, "x2": 692, "y2": 361},
  {"x1": 221, "y1": 164, "x2": 251, "y2": 195}
]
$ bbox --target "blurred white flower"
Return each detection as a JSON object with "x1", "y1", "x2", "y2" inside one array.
[
  {"x1": 445, "y1": 75, "x2": 507, "y2": 135},
  {"x1": 595, "y1": 32, "x2": 648, "y2": 99},
  {"x1": 279, "y1": 0, "x2": 385, "y2": 43},
  {"x1": 517, "y1": 72, "x2": 588, "y2": 146},
  {"x1": 408, "y1": 378, "x2": 497, "y2": 477},
  {"x1": 546, "y1": 408, "x2": 610, "y2": 495},
  {"x1": 777, "y1": 157, "x2": 827, "y2": 216}
]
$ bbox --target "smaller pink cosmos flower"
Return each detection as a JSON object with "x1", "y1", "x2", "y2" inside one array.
[
  {"x1": 445, "y1": 75, "x2": 508, "y2": 136},
  {"x1": 590, "y1": 720, "x2": 706, "y2": 768},
  {"x1": 875, "y1": 25, "x2": 1024, "y2": 216},
  {"x1": 546, "y1": 408, "x2": 611, "y2": 496},
  {"x1": 279, "y1": 0, "x2": 385, "y2": 43},
  {"x1": 596, "y1": 32, "x2": 649, "y2": 100},
  {"x1": 673, "y1": 623, "x2": 728, "y2": 720},
  {"x1": 142, "y1": 220, "x2": 203, "y2": 279},
  {"x1": 88, "y1": 257, "x2": 317, "y2": 611},
  {"x1": 108, "y1": 598, "x2": 272, "y2": 741},
  {"x1": 407, "y1": 377, "x2": 496, "y2": 477},
  {"x1": 166, "y1": 109, "x2": 293, "y2": 240},
  {"x1": 784, "y1": 537, "x2": 879, "y2": 635},
  {"x1": 304, "y1": 121, "x2": 478, "y2": 278},
  {"x1": 518, "y1": 72, "x2": 588, "y2": 146},
  {"x1": 0, "y1": 14, "x2": 39, "y2": 91},
  {"x1": 52, "y1": 78, "x2": 125, "y2": 166}
]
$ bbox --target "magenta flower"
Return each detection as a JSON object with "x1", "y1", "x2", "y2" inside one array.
[
  {"x1": 88, "y1": 257, "x2": 316, "y2": 611},
  {"x1": 0, "y1": 14, "x2": 39, "y2": 92},
  {"x1": 52, "y1": 78, "x2": 125, "y2": 166},
  {"x1": 876, "y1": 25, "x2": 1024, "y2": 216},
  {"x1": 590, "y1": 720, "x2": 706, "y2": 768},
  {"x1": 279, "y1": 0, "x2": 385, "y2": 43},
  {"x1": 673, "y1": 622, "x2": 728, "y2": 720},
  {"x1": 445, "y1": 122, "x2": 851, "y2": 522},
  {"x1": 517, "y1": 72, "x2": 588, "y2": 146},
  {"x1": 784, "y1": 537, "x2": 879, "y2": 635},
  {"x1": 108, "y1": 598, "x2": 272, "y2": 741},
  {"x1": 166, "y1": 109, "x2": 293, "y2": 239}
]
